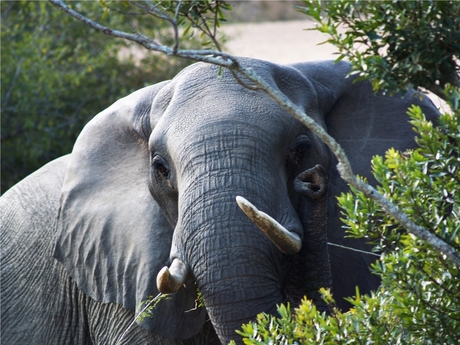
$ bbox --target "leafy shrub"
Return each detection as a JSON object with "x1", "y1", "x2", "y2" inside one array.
[{"x1": 299, "y1": 0, "x2": 460, "y2": 98}]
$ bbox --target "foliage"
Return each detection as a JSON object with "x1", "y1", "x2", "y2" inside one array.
[
  {"x1": 299, "y1": 0, "x2": 460, "y2": 98},
  {"x1": 1, "y1": 1, "x2": 199, "y2": 192},
  {"x1": 341, "y1": 102, "x2": 460, "y2": 342},
  {"x1": 232, "y1": 288, "x2": 407, "y2": 345},
  {"x1": 342, "y1": 104, "x2": 460, "y2": 252},
  {"x1": 234, "y1": 1, "x2": 460, "y2": 343},
  {"x1": 233, "y1": 92, "x2": 460, "y2": 345}
]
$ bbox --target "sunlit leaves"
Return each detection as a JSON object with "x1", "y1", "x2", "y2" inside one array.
[
  {"x1": 300, "y1": 0, "x2": 460, "y2": 97},
  {"x1": 233, "y1": 288, "x2": 412, "y2": 345},
  {"x1": 340, "y1": 100, "x2": 460, "y2": 343},
  {"x1": 135, "y1": 293, "x2": 171, "y2": 323}
]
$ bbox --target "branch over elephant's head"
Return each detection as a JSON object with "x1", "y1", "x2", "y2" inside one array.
[{"x1": 53, "y1": 58, "x2": 439, "y2": 344}]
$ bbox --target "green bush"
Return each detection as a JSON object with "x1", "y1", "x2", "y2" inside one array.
[
  {"x1": 299, "y1": 0, "x2": 460, "y2": 98},
  {"x1": 1, "y1": 1, "x2": 198, "y2": 192}
]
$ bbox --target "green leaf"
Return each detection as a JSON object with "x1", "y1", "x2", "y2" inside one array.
[{"x1": 101, "y1": 7, "x2": 109, "y2": 22}]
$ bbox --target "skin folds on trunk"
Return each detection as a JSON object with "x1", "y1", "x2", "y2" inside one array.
[
  {"x1": 163, "y1": 124, "x2": 331, "y2": 343},
  {"x1": 176, "y1": 169, "x2": 331, "y2": 343},
  {"x1": 174, "y1": 175, "x2": 291, "y2": 344},
  {"x1": 236, "y1": 165, "x2": 332, "y2": 314},
  {"x1": 284, "y1": 165, "x2": 332, "y2": 312}
]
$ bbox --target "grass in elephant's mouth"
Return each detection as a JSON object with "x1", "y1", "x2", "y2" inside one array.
[
  {"x1": 135, "y1": 293, "x2": 172, "y2": 322},
  {"x1": 186, "y1": 288, "x2": 205, "y2": 312},
  {"x1": 135, "y1": 286, "x2": 205, "y2": 321},
  {"x1": 117, "y1": 287, "x2": 205, "y2": 344},
  {"x1": 116, "y1": 293, "x2": 172, "y2": 345}
]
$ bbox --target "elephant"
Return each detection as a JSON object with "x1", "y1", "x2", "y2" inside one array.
[{"x1": 1, "y1": 58, "x2": 439, "y2": 344}]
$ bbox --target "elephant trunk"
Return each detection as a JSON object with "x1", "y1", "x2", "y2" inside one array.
[
  {"x1": 200, "y1": 272, "x2": 281, "y2": 344},
  {"x1": 285, "y1": 165, "x2": 332, "y2": 312},
  {"x1": 178, "y1": 189, "x2": 286, "y2": 344}
]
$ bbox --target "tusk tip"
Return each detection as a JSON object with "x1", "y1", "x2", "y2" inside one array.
[
  {"x1": 236, "y1": 195, "x2": 256, "y2": 212},
  {"x1": 156, "y1": 266, "x2": 171, "y2": 293},
  {"x1": 235, "y1": 195, "x2": 245, "y2": 206},
  {"x1": 156, "y1": 258, "x2": 188, "y2": 294},
  {"x1": 236, "y1": 196, "x2": 302, "y2": 256}
]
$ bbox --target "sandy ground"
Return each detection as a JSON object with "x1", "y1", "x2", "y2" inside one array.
[{"x1": 222, "y1": 20, "x2": 338, "y2": 64}]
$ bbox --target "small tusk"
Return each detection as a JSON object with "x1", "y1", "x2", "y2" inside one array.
[
  {"x1": 236, "y1": 196, "x2": 301, "y2": 255},
  {"x1": 156, "y1": 258, "x2": 188, "y2": 294}
]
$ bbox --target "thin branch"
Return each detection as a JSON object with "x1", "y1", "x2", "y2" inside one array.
[
  {"x1": 184, "y1": 10, "x2": 222, "y2": 52},
  {"x1": 134, "y1": 0, "x2": 173, "y2": 22},
  {"x1": 229, "y1": 69, "x2": 260, "y2": 91},
  {"x1": 115, "y1": 293, "x2": 163, "y2": 345},
  {"x1": 212, "y1": 2, "x2": 218, "y2": 38},
  {"x1": 48, "y1": 0, "x2": 235, "y2": 67},
  {"x1": 129, "y1": 0, "x2": 180, "y2": 52},
  {"x1": 327, "y1": 242, "x2": 380, "y2": 257},
  {"x1": 172, "y1": 0, "x2": 182, "y2": 52},
  {"x1": 197, "y1": 8, "x2": 221, "y2": 51}
]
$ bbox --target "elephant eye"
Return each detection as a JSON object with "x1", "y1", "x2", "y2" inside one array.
[
  {"x1": 294, "y1": 143, "x2": 307, "y2": 157},
  {"x1": 286, "y1": 137, "x2": 311, "y2": 174},
  {"x1": 292, "y1": 140, "x2": 310, "y2": 162},
  {"x1": 152, "y1": 155, "x2": 170, "y2": 178}
]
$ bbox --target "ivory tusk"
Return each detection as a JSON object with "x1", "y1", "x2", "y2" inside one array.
[
  {"x1": 236, "y1": 196, "x2": 301, "y2": 255},
  {"x1": 156, "y1": 258, "x2": 188, "y2": 294}
]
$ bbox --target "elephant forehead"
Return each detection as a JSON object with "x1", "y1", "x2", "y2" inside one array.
[{"x1": 163, "y1": 89, "x2": 294, "y2": 138}]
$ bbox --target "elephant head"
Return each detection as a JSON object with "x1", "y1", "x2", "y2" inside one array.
[{"x1": 53, "y1": 58, "x2": 439, "y2": 344}]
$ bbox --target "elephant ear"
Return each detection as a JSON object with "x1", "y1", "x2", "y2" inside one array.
[
  {"x1": 291, "y1": 60, "x2": 440, "y2": 177},
  {"x1": 53, "y1": 82, "x2": 207, "y2": 339},
  {"x1": 289, "y1": 60, "x2": 440, "y2": 305}
]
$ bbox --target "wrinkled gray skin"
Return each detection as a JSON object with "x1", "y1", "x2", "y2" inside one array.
[{"x1": 1, "y1": 59, "x2": 439, "y2": 344}]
